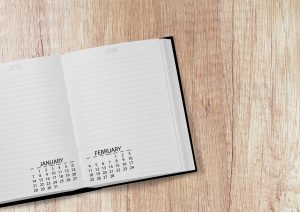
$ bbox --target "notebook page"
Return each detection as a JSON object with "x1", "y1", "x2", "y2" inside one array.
[
  {"x1": 0, "y1": 56, "x2": 83, "y2": 205},
  {"x1": 62, "y1": 39, "x2": 185, "y2": 187},
  {"x1": 161, "y1": 39, "x2": 196, "y2": 171}
]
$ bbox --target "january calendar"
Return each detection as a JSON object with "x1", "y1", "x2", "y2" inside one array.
[
  {"x1": 29, "y1": 158, "x2": 79, "y2": 193},
  {"x1": 0, "y1": 37, "x2": 196, "y2": 207}
]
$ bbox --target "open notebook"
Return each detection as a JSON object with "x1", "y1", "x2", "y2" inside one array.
[{"x1": 0, "y1": 37, "x2": 196, "y2": 207}]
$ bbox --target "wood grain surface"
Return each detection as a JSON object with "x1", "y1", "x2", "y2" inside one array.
[{"x1": 0, "y1": 0, "x2": 299, "y2": 211}]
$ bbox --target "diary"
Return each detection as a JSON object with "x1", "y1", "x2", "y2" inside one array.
[{"x1": 0, "y1": 37, "x2": 196, "y2": 207}]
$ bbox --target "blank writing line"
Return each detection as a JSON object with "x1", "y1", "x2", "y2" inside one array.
[
  {"x1": 0, "y1": 131, "x2": 64, "y2": 145},
  {"x1": 1, "y1": 93, "x2": 58, "y2": 107},
  {"x1": 0, "y1": 70, "x2": 53, "y2": 82},
  {"x1": 79, "y1": 85, "x2": 161, "y2": 103},
  {"x1": 78, "y1": 98, "x2": 164, "y2": 116},
  {"x1": 74, "y1": 73, "x2": 159, "y2": 91},
  {"x1": 0, "y1": 82, "x2": 57, "y2": 95},
  {"x1": 0, "y1": 108, "x2": 59, "y2": 122},
  {"x1": 69, "y1": 52, "x2": 152, "y2": 70},
  {"x1": 0, "y1": 122, "x2": 63, "y2": 138},
  {"x1": 0, "y1": 119, "x2": 63, "y2": 134},
  {"x1": 0, "y1": 99, "x2": 60, "y2": 111},
  {"x1": 74, "y1": 78, "x2": 160, "y2": 97},
  {"x1": 0, "y1": 103, "x2": 59, "y2": 116},
  {"x1": 0, "y1": 115, "x2": 62, "y2": 129},
  {"x1": 81, "y1": 103, "x2": 165, "y2": 123},
  {"x1": 82, "y1": 111, "x2": 169, "y2": 133},
  {"x1": 85, "y1": 126, "x2": 169, "y2": 144},
  {"x1": 0, "y1": 76, "x2": 55, "y2": 91},
  {"x1": 0, "y1": 144, "x2": 67, "y2": 159},
  {"x1": 73, "y1": 60, "x2": 157, "y2": 81}
]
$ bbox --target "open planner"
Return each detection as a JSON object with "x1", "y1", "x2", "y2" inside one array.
[{"x1": 0, "y1": 37, "x2": 196, "y2": 207}]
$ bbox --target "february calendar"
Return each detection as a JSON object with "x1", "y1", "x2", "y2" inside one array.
[
  {"x1": 84, "y1": 146, "x2": 136, "y2": 185},
  {"x1": 0, "y1": 37, "x2": 196, "y2": 207}
]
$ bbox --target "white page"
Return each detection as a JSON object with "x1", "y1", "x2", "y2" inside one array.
[
  {"x1": 0, "y1": 56, "x2": 83, "y2": 204},
  {"x1": 62, "y1": 39, "x2": 185, "y2": 187},
  {"x1": 161, "y1": 39, "x2": 196, "y2": 171}
]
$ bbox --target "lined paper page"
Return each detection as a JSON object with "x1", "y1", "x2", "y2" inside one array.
[
  {"x1": 0, "y1": 56, "x2": 83, "y2": 204},
  {"x1": 62, "y1": 39, "x2": 184, "y2": 186}
]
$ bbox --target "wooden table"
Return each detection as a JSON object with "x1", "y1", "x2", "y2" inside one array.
[{"x1": 0, "y1": 0, "x2": 299, "y2": 211}]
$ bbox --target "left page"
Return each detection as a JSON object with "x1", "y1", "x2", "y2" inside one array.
[{"x1": 0, "y1": 56, "x2": 83, "y2": 206}]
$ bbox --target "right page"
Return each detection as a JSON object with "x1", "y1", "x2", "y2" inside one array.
[{"x1": 61, "y1": 39, "x2": 196, "y2": 187}]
